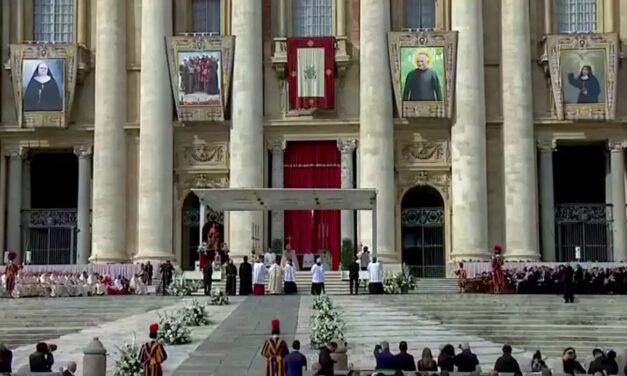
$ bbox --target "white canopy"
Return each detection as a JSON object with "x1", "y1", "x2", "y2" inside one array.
[{"x1": 192, "y1": 188, "x2": 377, "y2": 211}]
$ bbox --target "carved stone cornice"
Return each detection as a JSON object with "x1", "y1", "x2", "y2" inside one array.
[
  {"x1": 73, "y1": 145, "x2": 93, "y2": 159},
  {"x1": 537, "y1": 139, "x2": 556, "y2": 152},
  {"x1": 399, "y1": 141, "x2": 448, "y2": 165},
  {"x1": 184, "y1": 174, "x2": 229, "y2": 190},
  {"x1": 182, "y1": 136, "x2": 227, "y2": 166},
  {"x1": 5, "y1": 146, "x2": 27, "y2": 160},
  {"x1": 337, "y1": 139, "x2": 358, "y2": 154},
  {"x1": 266, "y1": 137, "x2": 286, "y2": 154},
  {"x1": 607, "y1": 139, "x2": 626, "y2": 152},
  {"x1": 398, "y1": 171, "x2": 451, "y2": 200}
]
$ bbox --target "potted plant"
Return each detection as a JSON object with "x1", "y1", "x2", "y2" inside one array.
[{"x1": 272, "y1": 238, "x2": 283, "y2": 264}]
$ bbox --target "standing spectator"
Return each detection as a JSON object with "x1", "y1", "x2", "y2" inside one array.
[
  {"x1": 348, "y1": 257, "x2": 360, "y2": 295},
  {"x1": 0, "y1": 343, "x2": 12, "y2": 375},
  {"x1": 284, "y1": 340, "x2": 307, "y2": 376},
  {"x1": 494, "y1": 344, "x2": 522, "y2": 376},
  {"x1": 453, "y1": 342, "x2": 480, "y2": 373},
  {"x1": 373, "y1": 341, "x2": 395, "y2": 370},
  {"x1": 417, "y1": 347, "x2": 438, "y2": 372},
  {"x1": 437, "y1": 344, "x2": 456, "y2": 372},
  {"x1": 393, "y1": 341, "x2": 416, "y2": 371},
  {"x1": 317, "y1": 341, "x2": 337, "y2": 376}
]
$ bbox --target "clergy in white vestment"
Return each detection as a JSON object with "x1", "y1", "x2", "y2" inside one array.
[
  {"x1": 302, "y1": 251, "x2": 315, "y2": 270},
  {"x1": 264, "y1": 249, "x2": 276, "y2": 268},
  {"x1": 367, "y1": 257, "x2": 384, "y2": 294},
  {"x1": 310, "y1": 259, "x2": 325, "y2": 295},
  {"x1": 283, "y1": 259, "x2": 297, "y2": 294},
  {"x1": 280, "y1": 245, "x2": 300, "y2": 271},
  {"x1": 253, "y1": 257, "x2": 267, "y2": 295},
  {"x1": 267, "y1": 260, "x2": 283, "y2": 294}
]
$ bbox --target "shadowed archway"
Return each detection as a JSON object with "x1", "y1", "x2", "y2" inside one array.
[{"x1": 401, "y1": 185, "x2": 445, "y2": 278}]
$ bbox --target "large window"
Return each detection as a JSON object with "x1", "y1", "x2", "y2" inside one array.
[
  {"x1": 404, "y1": 0, "x2": 436, "y2": 29},
  {"x1": 292, "y1": 0, "x2": 333, "y2": 37},
  {"x1": 556, "y1": 0, "x2": 597, "y2": 33},
  {"x1": 34, "y1": 0, "x2": 74, "y2": 42},
  {"x1": 192, "y1": 0, "x2": 221, "y2": 34}
]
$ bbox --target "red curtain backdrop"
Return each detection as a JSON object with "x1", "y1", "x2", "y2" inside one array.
[
  {"x1": 284, "y1": 141, "x2": 341, "y2": 270},
  {"x1": 287, "y1": 37, "x2": 336, "y2": 110}
]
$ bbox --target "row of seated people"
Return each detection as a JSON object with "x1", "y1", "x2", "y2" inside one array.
[
  {"x1": 464, "y1": 265, "x2": 627, "y2": 294},
  {"x1": 0, "y1": 271, "x2": 148, "y2": 298}
]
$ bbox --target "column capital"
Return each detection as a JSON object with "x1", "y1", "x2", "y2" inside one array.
[
  {"x1": 537, "y1": 139, "x2": 556, "y2": 152},
  {"x1": 266, "y1": 138, "x2": 286, "y2": 154},
  {"x1": 6, "y1": 146, "x2": 27, "y2": 160},
  {"x1": 337, "y1": 139, "x2": 358, "y2": 154},
  {"x1": 608, "y1": 140, "x2": 626, "y2": 152},
  {"x1": 73, "y1": 145, "x2": 93, "y2": 159}
]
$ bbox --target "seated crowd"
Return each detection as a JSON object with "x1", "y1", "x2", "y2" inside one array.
[
  {"x1": 365, "y1": 341, "x2": 622, "y2": 376},
  {"x1": 465, "y1": 265, "x2": 627, "y2": 295},
  {"x1": 0, "y1": 271, "x2": 149, "y2": 298}
]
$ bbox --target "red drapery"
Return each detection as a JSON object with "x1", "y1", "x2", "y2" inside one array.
[
  {"x1": 287, "y1": 37, "x2": 336, "y2": 110},
  {"x1": 284, "y1": 141, "x2": 341, "y2": 270}
]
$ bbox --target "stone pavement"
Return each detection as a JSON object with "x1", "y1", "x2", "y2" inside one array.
[{"x1": 172, "y1": 295, "x2": 301, "y2": 376}]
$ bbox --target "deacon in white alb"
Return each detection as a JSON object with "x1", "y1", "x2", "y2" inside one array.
[
  {"x1": 283, "y1": 259, "x2": 297, "y2": 294},
  {"x1": 310, "y1": 258, "x2": 325, "y2": 296},
  {"x1": 367, "y1": 257, "x2": 384, "y2": 295},
  {"x1": 253, "y1": 257, "x2": 267, "y2": 296}
]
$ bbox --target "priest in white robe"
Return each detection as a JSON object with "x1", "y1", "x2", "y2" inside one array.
[
  {"x1": 253, "y1": 257, "x2": 267, "y2": 295},
  {"x1": 310, "y1": 259, "x2": 325, "y2": 295},
  {"x1": 302, "y1": 251, "x2": 315, "y2": 270},
  {"x1": 264, "y1": 249, "x2": 276, "y2": 268},
  {"x1": 280, "y1": 245, "x2": 300, "y2": 271},
  {"x1": 267, "y1": 260, "x2": 283, "y2": 294},
  {"x1": 367, "y1": 257, "x2": 384, "y2": 294},
  {"x1": 283, "y1": 259, "x2": 297, "y2": 294}
]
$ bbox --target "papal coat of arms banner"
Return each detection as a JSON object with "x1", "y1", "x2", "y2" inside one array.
[
  {"x1": 544, "y1": 33, "x2": 619, "y2": 121},
  {"x1": 10, "y1": 44, "x2": 79, "y2": 128},
  {"x1": 388, "y1": 32, "x2": 458, "y2": 119},
  {"x1": 166, "y1": 36, "x2": 235, "y2": 122},
  {"x1": 287, "y1": 37, "x2": 336, "y2": 110}
]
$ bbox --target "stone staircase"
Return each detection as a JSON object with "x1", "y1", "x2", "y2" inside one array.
[{"x1": 412, "y1": 278, "x2": 459, "y2": 294}]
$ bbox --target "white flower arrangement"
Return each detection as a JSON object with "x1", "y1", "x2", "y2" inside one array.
[
  {"x1": 309, "y1": 294, "x2": 345, "y2": 349},
  {"x1": 113, "y1": 341, "x2": 142, "y2": 376},
  {"x1": 383, "y1": 272, "x2": 416, "y2": 294},
  {"x1": 209, "y1": 287, "x2": 229, "y2": 305},
  {"x1": 178, "y1": 299, "x2": 210, "y2": 326},
  {"x1": 167, "y1": 274, "x2": 200, "y2": 296},
  {"x1": 157, "y1": 312, "x2": 192, "y2": 345}
]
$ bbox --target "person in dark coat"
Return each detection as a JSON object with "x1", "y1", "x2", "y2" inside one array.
[
  {"x1": 29, "y1": 342, "x2": 55, "y2": 372},
  {"x1": 588, "y1": 349, "x2": 606, "y2": 374},
  {"x1": 603, "y1": 350, "x2": 619, "y2": 375},
  {"x1": 562, "y1": 264, "x2": 575, "y2": 303},
  {"x1": 203, "y1": 258, "x2": 213, "y2": 296},
  {"x1": 562, "y1": 347, "x2": 586, "y2": 376},
  {"x1": 437, "y1": 344, "x2": 456, "y2": 372},
  {"x1": 453, "y1": 342, "x2": 479, "y2": 373},
  {"x1": 393, "y1": 341, "x2": 416, "y2": 372},
  {"x1": 317, "y1": 342, "x2": 337, "y2": 376},
  {"x1": 239, "y1": 256, "x2": 253, "y2": 295},
  {"x1": 348, "y1": 257, "x2": 360, "y2": 295},
  {"x1": 0, "y1": 343, "x2": 12, "y2": 374},
  {"x1": 225, "y1": 259, "x2": 237, "y2": 296},
  {"x1": 494, "y1": 344, "x2": 522, "y2": 376}
]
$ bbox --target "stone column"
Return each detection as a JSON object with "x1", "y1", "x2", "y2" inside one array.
[
  {"x1": 337, "y1": 0, "x2": 346, "y2": 37},
  {"x1": 338, "y1": 139, "x2": 357, "y2": 246},
  {"x1": 278, "y1": 0, "x2": 287, "y2": 37},
  {"x1": 501, "y1": 0, "x2": 540, "y2": 260},
  {"x1": 268, "y1": 139, "x2": 285, "y2": 248},
  {"x1": 359, "y1": 0, "x2": 395, "y2": 261},
  {"x1": 16, "y1": 0, "x2": 24, "y2": 42},
  {"x1": 538, "y1": 140, "x2": 556, "y2": 261},
  {"x1": 91, "y1": 0, "x2": 127, "y2": 263},
  {"x1": 75, "y1": 146, "x2": 92, "y2": 264},
  {"x1": 77, "y1": 0, "x2": 89, "y2": 46},
  {"x1": 6, "y1": 147, "x2": 25, "y2": 256},
  {"x1": 450, "y1": 0, "x2": 489, "y2": 260},
  {"x1": 609, "y1": 140, "x2": 627, "y2": 262},
  {"x1": 22, "y1": 160, "x2": 31, "y2": 210},
  {"x1": 229, "y1": 0, "x2": 264, "y2": 260},
  {"x1": 136, "y1": 0, "x2": 174, "y2": 261}
]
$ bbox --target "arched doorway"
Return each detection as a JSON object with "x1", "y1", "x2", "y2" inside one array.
[
  {"x1": 401, "y1": 185, "x2": 445, "y2": 278},
  {"x1": 181, "y1": 193, "x2": 224, "y2": 270}
]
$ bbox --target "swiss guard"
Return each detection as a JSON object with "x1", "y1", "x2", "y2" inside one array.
[{"x1": 139, "y1": 323, "x2": 167, "y2": 376}]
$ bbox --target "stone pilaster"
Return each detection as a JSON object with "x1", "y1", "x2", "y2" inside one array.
[
  {"x1": 538, "y1": 139, "x2": 556, "y2": 261},
  {"x1": 91, "y1": 0, "x2": 128, "y2": 263},
  {"x1": 229, "y1": 0, "x2": 264, "y2": 260},
  {"x1": 337, "y1": 0, "x2": 346, "y2": 37},
  {"x1": 609, "y1": 140, "x2": 627, "y2": 262},
  {"x1": 268, "y1": 138, "x2": 285, "y2": 249},
  {"x1": 338, "y1": 139, "x2": 357, "y2": 247},
  {"x1": 359, "y1": 0, "x2": 395, "y2": 261},
  {"x1": 74, "y1": 145, "x2": 92, "y2": 264},
  {"x1": 6, "y1": 147, "x2": 25, "y2": 257},
  {"x1": 22, "y1": 160, "x2": 31, "y2": 210},
  {"x1": 450, "y1": 0, "x2": 489, "y2": 260},
  {"x1": 501, "y1": 0, "x2": 540, "y2": 260},
  {"x1": 278, "y1": 0, "x2": 286, "y2": 37},
  {"x1": 136, "y1": 0, "x2": 174, "y2": 261}
]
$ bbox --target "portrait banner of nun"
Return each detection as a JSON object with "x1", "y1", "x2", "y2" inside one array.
[
  {"x1": 560, "y1": 50, "x2": 605, "y2": 105},
  {"x1": 21, "y1": 59, "x2": 65, "y2": 112}
]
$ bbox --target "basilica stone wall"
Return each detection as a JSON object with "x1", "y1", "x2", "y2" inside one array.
[{"x1": 0, "y1": 0, "x2": 626, "y2": 266}]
